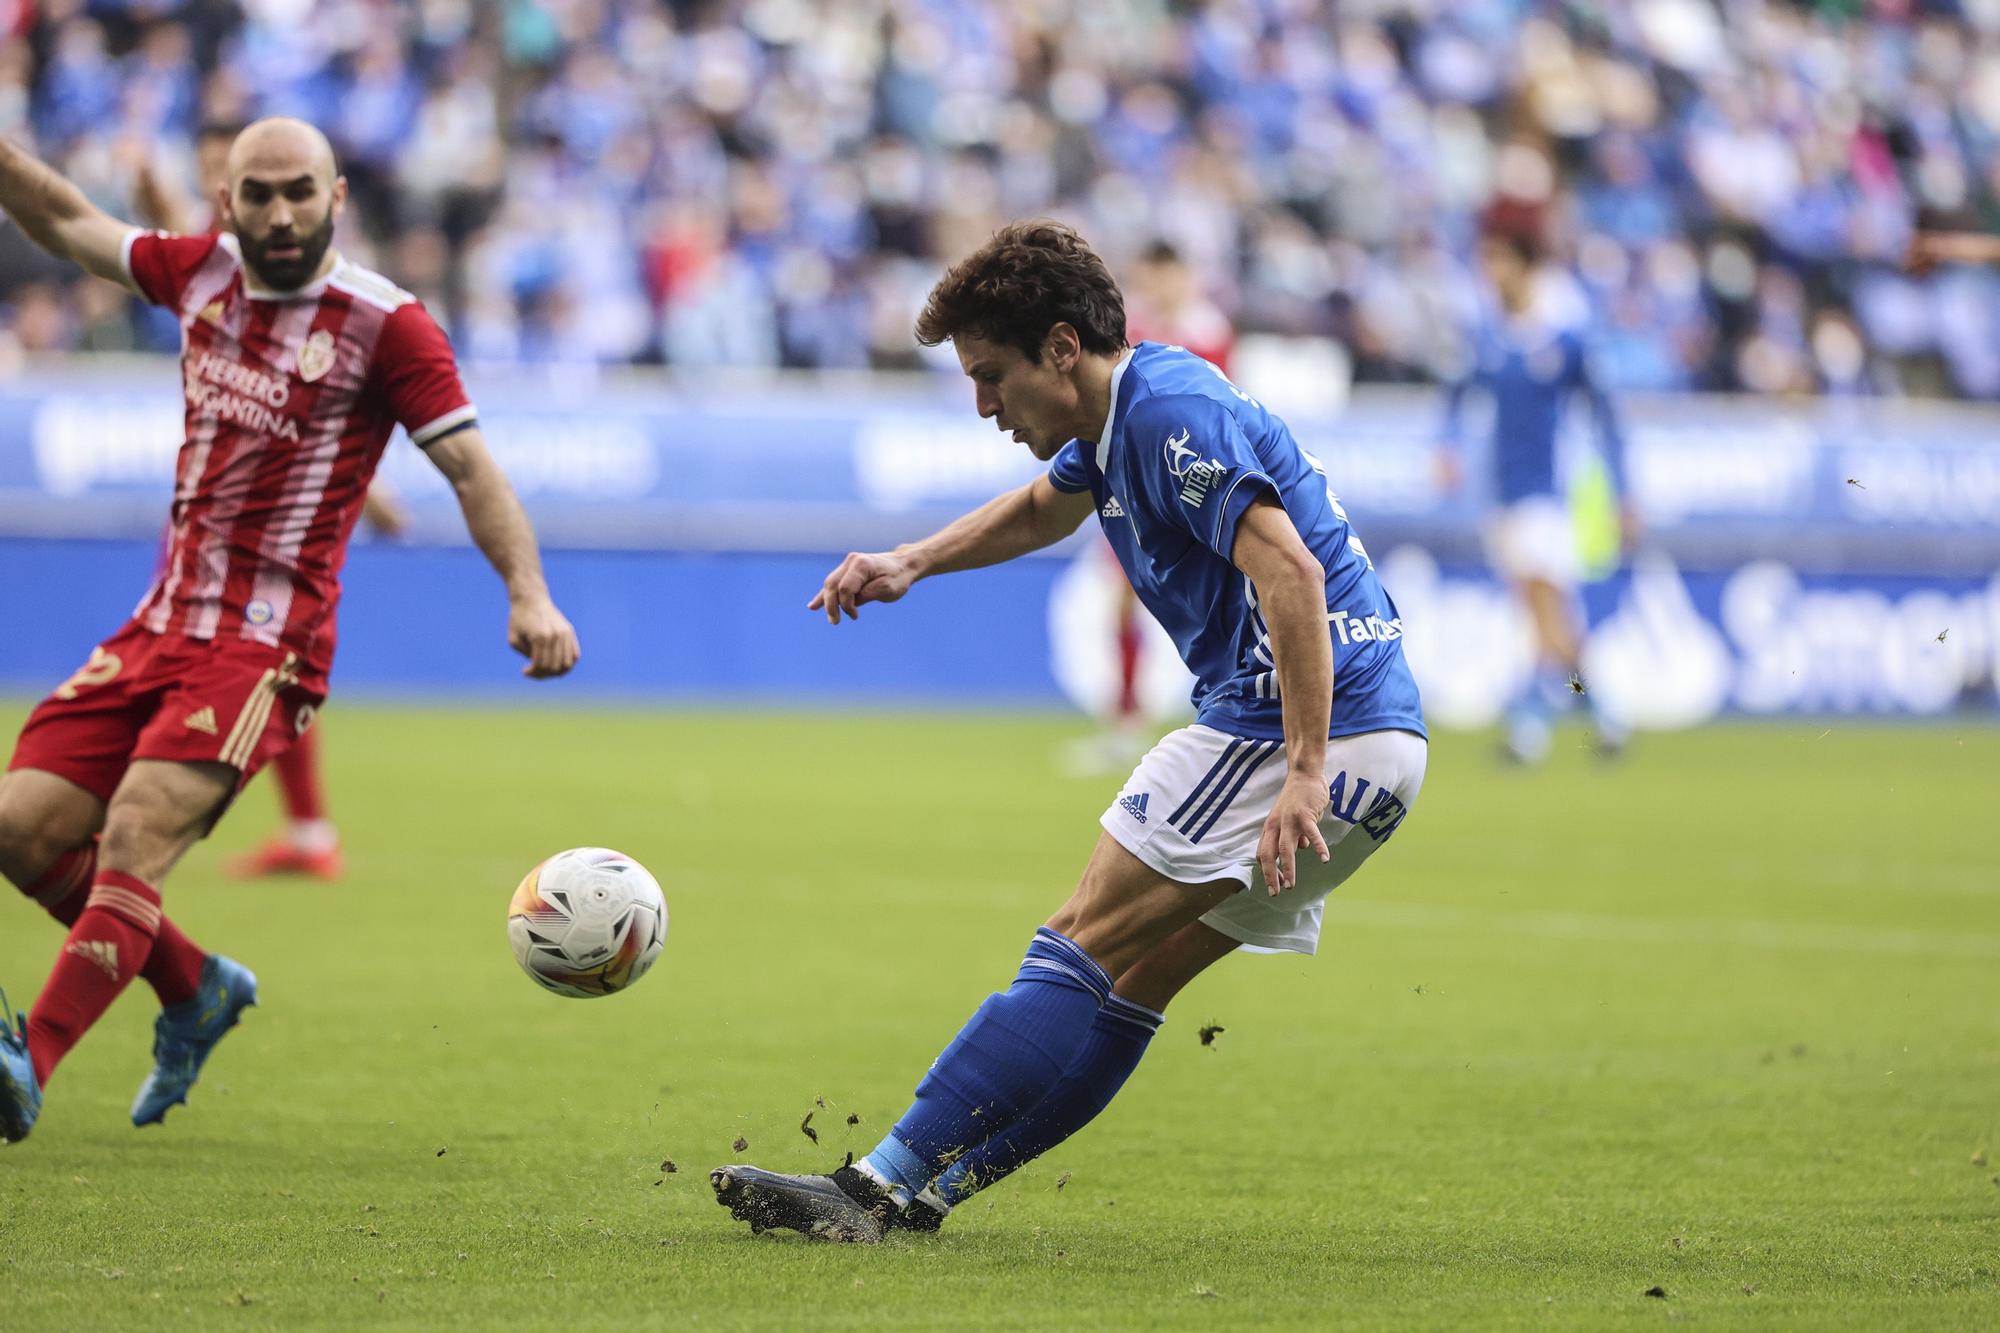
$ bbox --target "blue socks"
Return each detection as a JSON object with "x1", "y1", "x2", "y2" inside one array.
[
  {"x1": 861, "y1": 927, "x2": 1111, "y2": 1203},
  {"x1": 929, "y1": 992, "x2": 1163, "y2": 1207}
]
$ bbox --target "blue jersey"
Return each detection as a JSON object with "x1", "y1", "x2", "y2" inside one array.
[
  {"x1": 1441, "y1": 320, "x2": 1627, "y2": 504},
  {"x1": 1049, "y1": 342, "x2": 1425, "y2": 743}
]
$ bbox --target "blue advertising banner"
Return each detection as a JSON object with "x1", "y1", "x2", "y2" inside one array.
[
  {"x1": 2, "y1": 363, "x2": 1997, "y2": 570},
  {"x1": 0, "y1": 362, "x2": 1994, "y2": 720},
  {"x1": 1, "y1": 536, "x2": 1991, "y2": 724}
]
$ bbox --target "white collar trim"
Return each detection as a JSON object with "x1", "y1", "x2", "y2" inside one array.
[{"x1": 1094, "y1": 347, "x2": 1135, "y2": 472}]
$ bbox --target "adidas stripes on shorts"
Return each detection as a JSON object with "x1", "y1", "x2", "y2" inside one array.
[{"x1": 1099, "y1": 723, "x2": 1427, "y2": 955}]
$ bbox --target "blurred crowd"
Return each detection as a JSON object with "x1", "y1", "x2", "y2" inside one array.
[{"x1": 2, "y1": 0, "x2": 1999, "y2": 397}]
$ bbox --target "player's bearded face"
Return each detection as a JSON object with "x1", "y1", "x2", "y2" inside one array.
[{"x1": 233, "y1": 184, "x2": 339, "y2": 291}]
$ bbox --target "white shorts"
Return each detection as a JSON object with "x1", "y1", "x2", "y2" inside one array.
[
  {"x1": 1483, "y1": 494, "x2": 1579, "y2": 587},
  {"x1": 1099, "y1": 724, "x2": 1428, "y2": 955}
]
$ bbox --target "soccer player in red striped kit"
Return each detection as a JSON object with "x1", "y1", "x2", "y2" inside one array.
[{"x1": 0, "y1": 118, "x2": 581, "y2": 1142}]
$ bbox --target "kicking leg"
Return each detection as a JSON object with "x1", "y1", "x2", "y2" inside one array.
[
  {"x1": 5, "y1": 761, "x2": 232, "y2": 1141},
  {"x1": 0, "y1": 769, "x2": 210, "y2": 1010},
  {"x1": 713, "y1": 835, "x2": 1237, "y2": 1240},
  {"x1": 913, "y1": 920, "x2": 1240, "y2": 1222}
]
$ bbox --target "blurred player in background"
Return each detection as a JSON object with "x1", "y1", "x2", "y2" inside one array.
[
  {"x1": 1439, "y1": 229, "x2": 1636, "y2": 764},
  {"x1": 1061, "y1": 241, "x2": 1238, "y2": 776},
  {"x1": 135, "y1": 121, "x2": 409, "y2": 880},
  {"x1": 714, "y1": 222, "x2": 1425, "y2": 1241},
  {"x1": 0, "y1": 118, "x2": 578, "y2": 1144}
]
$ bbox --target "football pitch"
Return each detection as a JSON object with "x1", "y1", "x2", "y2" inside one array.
[{"x1": 0, "y1": 703, "x2": 1995, "y2": 1331}]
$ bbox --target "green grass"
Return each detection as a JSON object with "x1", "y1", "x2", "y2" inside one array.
[{"x1": 1, "y1": 704, "x2": 1996, "y2": 1331}]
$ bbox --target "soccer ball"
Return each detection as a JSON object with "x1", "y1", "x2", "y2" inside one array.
[{"x1": 507, "y1": 848, "x2": 667, "y2": 998}]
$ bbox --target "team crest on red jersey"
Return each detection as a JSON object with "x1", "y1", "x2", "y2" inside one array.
[{"x1": 298, "y1": 329, "x2": 337, "y2": 383}]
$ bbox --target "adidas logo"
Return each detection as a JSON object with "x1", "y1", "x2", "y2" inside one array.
[
  {"x1": 183, "y1": 706, "x2": 218, "y2": 735},
  {"x1": 65, "y1": 939, "x2": 120, "y2": 980},
  {"x1": 1101, "y1": 495, "x2": 1127, "y2": 519},
  {"x1": 1118, "y1": 792, "x2": 1149, "y2": 824}
]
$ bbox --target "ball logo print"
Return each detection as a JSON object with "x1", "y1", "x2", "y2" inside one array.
[{"x1": 507, "y1": 848, "x2": 667, "y2": 998}]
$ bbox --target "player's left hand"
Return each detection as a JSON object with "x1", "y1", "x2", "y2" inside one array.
[
  {"x1": 1257, "y1": 771, "x2": 1330, "y2": 895},
  {"x1": 362, "y1": 486, "x2": 411, "y2": 538},
  {"x1": 508, "y1": 596, "x2": 580, "y2": 678}
]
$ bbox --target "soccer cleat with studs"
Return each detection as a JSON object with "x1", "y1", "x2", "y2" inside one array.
[
  {"x1": 225, "y1": 836, "x2": 344, "y2": 881},
  {"x1": 0, "y1": 991, "x2": 42, "y2": 1145},
  {"x1": 132, "y1": 955, "x2": 258, "y2": 1127},
  {"x1": 709, "y1": 1163, "x2": 900, "y2": 1243}
]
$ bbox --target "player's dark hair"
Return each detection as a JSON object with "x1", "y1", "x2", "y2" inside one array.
[
  {"x1": 197, "y1": 120, "x2": 247, "y2": 145},
  {"x1": 1140, "y1": 238, "x2": 1183, "y2": 266},
  {"x1": 916, "y1": 220, "x2": 1128, "y2": 364}
]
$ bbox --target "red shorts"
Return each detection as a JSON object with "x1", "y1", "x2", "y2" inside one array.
[{"x1": 7, "y1": 619, "x2": 324, "y2": 809}]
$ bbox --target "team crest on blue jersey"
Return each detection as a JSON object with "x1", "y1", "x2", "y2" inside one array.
[
  {"x1": 1118, "y1": 792, "x2": 1150, "y2": 824},
  {"x1": 1162, "y1": 424, "x2": 1229, "y2": 507}
]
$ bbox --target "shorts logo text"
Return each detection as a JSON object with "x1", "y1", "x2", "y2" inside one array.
[{"x1": 1327, "y1": 771, "x2": 1409, "y2": 842}]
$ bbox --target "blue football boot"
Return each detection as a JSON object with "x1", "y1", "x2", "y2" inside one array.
[
  {"x1": 132, "y1": 956, "x2": 257, "y2": 1127},
  {"x1": 0, "y1": 991, "x2": 41, "y2": 1144}
]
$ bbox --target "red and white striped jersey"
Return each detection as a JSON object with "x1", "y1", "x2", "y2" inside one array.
[{"x1": 121, "y1": 230, "x2": 476, "y2": 692}]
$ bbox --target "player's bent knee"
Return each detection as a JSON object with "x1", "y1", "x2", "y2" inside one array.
[
  {"x1": 100, "y1": 762, "x2": 235, "y2": 876},
  {"x1": 0, "y1": 775, "x2": 95, "y2": 887},
  {"x1": 0, "y1": 806, "x2": 44, "y2": 886}
]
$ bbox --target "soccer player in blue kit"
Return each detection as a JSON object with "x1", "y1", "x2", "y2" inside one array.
[
  {"x1": 712, "y1": 222, "x2": 1427, "y2": 1241},
  {"x1": 1440, "y1": 229, "x2": 1636, "y2": 763}
]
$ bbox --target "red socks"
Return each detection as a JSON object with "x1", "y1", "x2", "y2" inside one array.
[
  {"x1": 1115, "y1": 604, "x2": 1144, "y2": 720},
  {"x1": 275, "y1": 725, "x2": 325, "y2": 822},
  {"x1": 26, "y1": 871, "x2": 163, "y2": 1084},
  {"x1": 22, "y1": 847, "x2": 204, "y2": 1010}
]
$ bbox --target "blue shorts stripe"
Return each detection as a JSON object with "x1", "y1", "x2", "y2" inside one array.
[
  {"x1": 1170, "y1": 739, "x2": 1266, "y2": 837},
  {"x1": 1166, "y1": 739, "x2": 1244, "y2": 828},
  {"x1": 1188, "y1": 741, "x2": 1281, "y2": 844}
]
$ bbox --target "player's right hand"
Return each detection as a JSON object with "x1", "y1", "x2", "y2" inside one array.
[
  {"x1": 509, "y1": 596, "x2": 580, "y2": 678},
  {"x1": 809, "y1": 551, "x2": 915, "y2": 624},
  {"x1": 1257, "y1": 771, "x2": 1330, "y2": 894}
]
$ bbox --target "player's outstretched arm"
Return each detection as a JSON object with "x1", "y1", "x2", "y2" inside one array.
[
  {"x1": 810, "y1": 474, "x2": 1093, "y2": 624},
  {"x1": 0, "y1": 137, "x2": 140, "y2": 289},
  {"x1": 1233, "y1": 496, "x2": 1334, "y2": 894},
  {"x1": 1907, "y1": 230, "x2": 2000, "y2": 273},
  {"x1": 425, "y1": 427, "x2": 580, "y2": 679}
]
